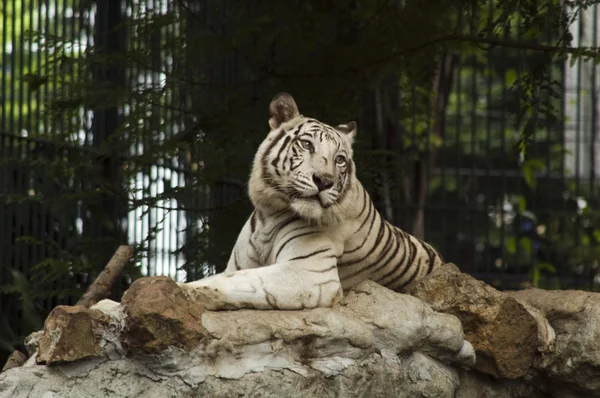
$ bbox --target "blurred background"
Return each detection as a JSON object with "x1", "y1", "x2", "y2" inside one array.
[{"x1": 1, "y1": 0, "x2": 599, "y2": 363}]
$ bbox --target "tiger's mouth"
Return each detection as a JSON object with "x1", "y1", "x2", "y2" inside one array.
[
  {"x1": 288, "y1": 186, "x2": 334, "y2": 209},
  {"x1": 306, "y1": 194, "x2": 336, "y2": 209},
  {"x1": 305, "y1": 195, "x2": 323, "y2": 204},
  {"x1": 292, "y1": 193, "x2": 324, "y2": 207}
]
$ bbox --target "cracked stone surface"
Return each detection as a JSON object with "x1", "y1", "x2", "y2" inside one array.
[
  {"x1": 36, "y1": 305, "x2": 117, "y2": 365},
  {"x1": 407, "y1": 264, "x2": 600, "y2": 398},
  {"x1": 507, "y1": 288, "x2": 600, "y2": 397},
  {"x1": 6, "y1": 273, "x2": 600, "y2": 398},
  {"x1": 406, "y1": 263, "x2": 554, "y2": 379},
  {"x1": 0, "y1": 280, "x2": 474, "y2": 398}
]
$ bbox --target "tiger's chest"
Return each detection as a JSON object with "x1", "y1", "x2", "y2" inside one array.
[
  {"x1": 246, "y1": 212, "x2": 357, "y2": 267},
  {"x1": 248, "y1": 218, "x2": 319, "y2": 265}
]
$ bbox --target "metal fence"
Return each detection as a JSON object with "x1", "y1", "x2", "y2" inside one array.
[{"x1": 1, "y1": 0, "x2": 599, "y2": 353}]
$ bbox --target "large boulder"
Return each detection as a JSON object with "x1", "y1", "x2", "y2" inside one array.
[
  {"x1": 456, "y1": 370, "x2": 550, "y2": 398},
  {"x1": 406, "y1": 264, "x2": 600, "y2": 397},
  {"x1": 405, "y1": 263, "x2": 554, "y2": 379},
  {"x1": 0, "y1": 280, "x2": 474, "y2": 398},
  {"x1": 35, "y1": 305, "x2": 121, "y2": 365},
  {"x1": 508, "y1": 288, "x2": 600, "y2": 397},
  {"x1": 121, "y1": 276, "x2": 208, "y2": 353}
]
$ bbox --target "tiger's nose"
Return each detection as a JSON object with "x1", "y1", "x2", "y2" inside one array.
[{"x1": 312, "y1": 174, "x2": 334, "y2": 191}]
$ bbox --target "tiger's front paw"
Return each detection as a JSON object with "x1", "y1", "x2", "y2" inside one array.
[{"x1": 178, "y1": 282, "x2": 239, "y2": 311}]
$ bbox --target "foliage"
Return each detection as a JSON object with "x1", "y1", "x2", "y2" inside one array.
[{"x1": 496, "y1": 190, "x2": 600, "y2": 290}]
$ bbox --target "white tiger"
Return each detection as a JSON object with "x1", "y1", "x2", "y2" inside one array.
[{"x1": 182, "y1": 93, "x2": 444, "y2": 310}]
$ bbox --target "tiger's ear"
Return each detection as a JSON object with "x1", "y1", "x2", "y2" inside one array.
[
  {"x1": 335, "y1": 121, "x2": 357, "y2": 141},
  {"x1": 269, "y1": 92, "x2": 300, "y2": 130}
]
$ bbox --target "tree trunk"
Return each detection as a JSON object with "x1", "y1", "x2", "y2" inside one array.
[
  {"x1": 411, "y1": 52, "x2": 455, "y2": 239},
  {"x1": 375, "y1": 87, "x2": 394, "y2": 221},
  {"x1": 87, "y1": 0, "x2": 128, "y2": 268}
]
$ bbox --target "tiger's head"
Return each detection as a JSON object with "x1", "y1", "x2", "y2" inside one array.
[{"x1": 249, "y1": 93, "x2": 358, "y2": 225}]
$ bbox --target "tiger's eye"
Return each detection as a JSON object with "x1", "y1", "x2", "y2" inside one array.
[
  {"x1": 335, "y1": 155, "x2": 346, "y2": 165},
  {"x1": 300, "y1": 140, "x2": 313, "y2": 151}
]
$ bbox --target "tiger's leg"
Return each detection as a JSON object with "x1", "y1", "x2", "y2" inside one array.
[{"x1": 179, "y1": 256, "x2": 342, "y2": 310}]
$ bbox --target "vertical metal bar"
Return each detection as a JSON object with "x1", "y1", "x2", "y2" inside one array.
[
  {"x1": 13, "y1": 4, "x2": 23, "y2": 274},
  {"x1": 0, "y1": 135, "x2": 4, "y2": 282},
  {"x1": 590, "y1": 4, "x2": 598, "y2": 203},
  {"x1": 470, "y1": 55, "x2": 477, "y2": 273},
  {"x1": 36, "y1": 0, "x2": 43, "y2": 137},
  {"x1": 29, "y1": 3, "x2": 39, "y2": 273},
  {"x1": 43, "y1": 0, "x2": 50, "y2": 136},
  {"x1": 485, "y1": 30, "x2": 493, "y2": 274},
  {"x1": 440, "y1": 75, "x2": 448, "y2": 258},
  {"x1": 53, "y1": 0, "x2": 63, "y2": 270},
  {"x1": 455, "y1": 58, "x2": 462, "y2": 268},
  {"x1": 5, "y1": 135, "x2": 15, "y2": 268},
  {"x1": 161, "y1": 0, "x2": 167, "y2": 278},
  {"x1": 162, "y1": 0, "x2": 169, "y2": 278},
  {"x1": 574, "y1": 14, "x2": 583, "y2": 259},
  {"x1": 144, "y1": 1, "x2": 152, "y2": 276},
  {"x1": 56, "y1": 0, "x2": 66, "y2": 302},
  {"x1": 499, "y1": 24, "x2": 508, "y2": 281},
  {"x1": 1, "y1": 1, "x2": 7, "y2": 134},
  {"x1": 410, "y1": 83, "x2": 416, "y2": 232},
  {"x1": 0, "y1": 135, "x2": 6, "y2": 294},
  {"x1": 18, "y1": 0, "x2": 25, "y2": 137},
  {"x1": 15, "y1": 137, "x2": 24, "y2": 275},
  {"x1": 424, "y1": 66, "x2": 433, "y2": 243},
  {"x1": 10, "y1": 0, "x2": 17, "y2": 137},
  {"x1": 514, "y1": 11, "x2": 523, "y2": 278},
  {"x1": 26, "y1": 0, "x2": 34, "y2": 147}
]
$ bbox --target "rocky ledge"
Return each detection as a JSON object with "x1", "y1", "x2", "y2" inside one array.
[{"x1": 1, "y1": 264, "x2": 599, "y2": 398}]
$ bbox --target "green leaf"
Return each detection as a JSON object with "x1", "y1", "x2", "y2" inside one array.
[
  {"x1": 505, "y1": 69, "x2": 518, "y2": 86},
  {"x1": 520, "y1": 237, "x2": 533, "y2": 255},
  {"x1": 521, "y1": 210, "x2": 537, "y2": 222},
  {"x1": 582, "y1": 235, "x2": 590, "y2": 246},
  {"x1": 531, "y1": 267, "x2": 540, "y2": 287},
  {"x1": 530, "y1": 262, "x2": 557, "y2": 288},
  {"x1": 569, "y1": 55, "x2": 578, "y2": 68},
  {"x1": 537, "y1": 262, "x2": 557, "y2": 274},
  {"x1": 593, "y1": 229, "x2": 600, "y2": 243},
  {"x1": 515, "y1": 195, "x2": 527, "y2": 212},
  {"x1": 521, "y1": 158, "x2": 545, "y2": 190},
  {"x1": 506, "y1": 237, "x2": 517, "y2": 255},
  {"x1": 522, "y1": 162, "x2": 535, "y2": 189}
]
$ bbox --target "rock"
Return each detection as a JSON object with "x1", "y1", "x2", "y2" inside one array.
[
  {"x1": 1, "y1": 351, "x2": 26, "y2": 373},
  {"x1": 342, "y1": 280, "x2": 475, "y2": 368},
  {"x1": 121, "y1": 276, "x2": 208, "y2": 353},
  {"x1": 0, "y1": 354, "x2": 460, "y2": 398},
  {"x1": 196, "y1": 280, "x2": 473, "y2": 380},
  {"x1": 23, "y1": 331, "x2": 43, "y2": 357},
  {"x1": 508, "y1": 288, "x2": 600, "y2": 396},
  {"x1": 405, "y1": 263, "x2": 553, "y2": 378},
  {"x1": 0, "y1": 280, "x2": 473, "y2": 397},
  {"x1": 13, "y1": 268, "x2": 600, "y2": 398},
  {"x1": 36, "y1": 305, "x2": 116, "y2": 365},
  {"x1": 456, "y1": 370, "x2": 550, "y2": 398}
]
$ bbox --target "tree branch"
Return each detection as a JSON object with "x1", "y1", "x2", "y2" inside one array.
[
  {"x1": 272, "y1": 33, "x2": 599, "y2": 80},
  {"x1": 76, "y1": 245, "x2": 133, "y2": 308}
]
